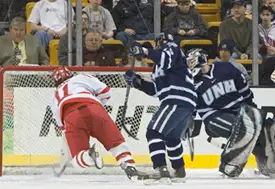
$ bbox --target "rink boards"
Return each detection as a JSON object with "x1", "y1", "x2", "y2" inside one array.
[{"x1": 3, "y1": 87, "x2": 275, "y2": 168}]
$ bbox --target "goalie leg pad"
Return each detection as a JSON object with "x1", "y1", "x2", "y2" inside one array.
[
  {"x1": 263, "y1": 118, "x2": 275, "y2": 175},
  {"x1": 219, "y1": 105, "x2": 263, "y2": 177}
]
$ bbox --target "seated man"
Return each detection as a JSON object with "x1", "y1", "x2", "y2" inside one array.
[
  {"x1": 163, "y1": 0, "x2": 207, "y2": 45},
  {"x1": 0, "y1": 17, "x2": 49, "y2": 66},
  {"x1": 83, "y1": 31, "x2": 116, "y2": 66},
  {"x1": 214, "y1": 39, "x2": 250, "y2": 83},
  {"x1": 83, "y1": 0, "x2": 116, "y2": 39},
  {"x1": 58, "y1": 12, "x2": 90, "y2": 66},
  {"x1": 111, "y1": 0, "x2": 154, "y2": 46},
  {"x1": 219, "y1": 0, "x2": 252, "y2": 60},
  {"x1": 28, "y1": 0, "x2": 74, "y2": 49}
]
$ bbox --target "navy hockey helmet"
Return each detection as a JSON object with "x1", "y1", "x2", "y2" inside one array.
[
  {"x1": 186, "y1": 48, "x2": 208, "y2": 77},
  {"x1": 154, "y1": 32, "x2": 174, "y2": 49}
]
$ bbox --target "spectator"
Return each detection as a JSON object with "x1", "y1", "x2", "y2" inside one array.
[
  {"x1": 258, "y1": 5, "x2": 275, "y2": 85},
  {"x1": 111, "y1": 0, "x2": 154, "y2": 46},
  {"x1": 0, "y1": 17, "x2": 49, "y2": 66},
  {"x1": 259, "y1": 56, "x2": 275, "y2": 85},
  {"x1": 259, "y1": 5, "x2": 275, "y2": 59},
  {"x1": 163, "y1": 0, "x2": 207, "y2": 45},
  {"x1": 83, "y1": 31, "x2": 116, "y2": 66},
  {"x1": 264, "y1": 0, "x2": 275, "y2": 24},
  {"x1": 83, "y1": 0, "x2": 116, "y2": 39},
  {"x1": 220, "y1": 0, "x2": 253, "y2": 20},
  {"x1": 28, "y1": 0, "x2": 74, "y2": 49},
  {"x1": 219, "y1": 0, "x2": 252, "y2": 60},
  {"x1": 58, "y1": 12, "x2": 89, "y2": 66},
  {"x1": 215, "y1": 39, "x2": 250, "y2": 83},
  {"x1": 265, "y1": 0, "x2": 275, "y2": 11}
]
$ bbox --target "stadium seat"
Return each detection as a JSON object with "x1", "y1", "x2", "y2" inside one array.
[
  {"x1": 180, "y1": 39, "x2": 215, "y2": 58},
  {"x1": 72, "y1": 0, "x2": 89, "y2": 7},
  {"x1": 207, "y1": 21, "x2": 221, "y2": 53},
  {"x1": 25, "y1": 2, "x2": 36, "y2": 34},
  {"x1": 49, "y1": 40, "x2": 60, "y2": 66},
  {"x1": 208, "y1": 59, "x2": 262, "y2": 64}
]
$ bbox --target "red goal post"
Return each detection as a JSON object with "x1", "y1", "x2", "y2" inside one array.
[{"x1": 0, "y1": 66, "x2": 155, "y2": 176}]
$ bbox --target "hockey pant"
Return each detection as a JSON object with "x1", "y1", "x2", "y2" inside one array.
[
  {"x1": 204, "y1": 105, "x2": 263, "y2": 177},
  {"x1": 62, "y1": 102, "x2": 135, "y2": 169},
  {"x1": 146, "y1": 104, "x2": 194, "y2": 169}
]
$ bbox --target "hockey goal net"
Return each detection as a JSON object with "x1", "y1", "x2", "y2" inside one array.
[{"x1": 0, "y1": 66, "x2": 158, "y2": 176}]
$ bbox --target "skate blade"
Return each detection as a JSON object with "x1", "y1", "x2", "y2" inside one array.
[
  {"x1": 143, "y1": 177, "x2": 172, "y2": 185},
  {"x1": 171, "y1": 177, "x2": 186, "y2": 183}
]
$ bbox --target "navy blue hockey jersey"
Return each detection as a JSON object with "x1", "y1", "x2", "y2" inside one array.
[
  {"x1": 195, "y1": 62, "x2": 253, "y2": 121},
  {"x1": 139, "y1": 42, "x2": 197, "y2": 109}
]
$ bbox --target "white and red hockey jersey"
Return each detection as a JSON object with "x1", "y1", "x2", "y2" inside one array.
[{"x1": 53, "y1": 74, "x2": 111, "y2": 127}]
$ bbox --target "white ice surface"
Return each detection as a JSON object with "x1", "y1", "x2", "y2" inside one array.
[{"x1": 1, "y1": 169, "x2": 275, "y2": 189}]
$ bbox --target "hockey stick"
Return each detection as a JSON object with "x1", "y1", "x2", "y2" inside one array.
[
  {"x1": 121, "y1": 54, "x2": 139, "y2": 140},
  {"x1": 186, "y1": 129, "x2": 194, "y2": 161},
  {"x1": 52, "y1": 131, "x2": 72, "y2": 177},
  {"x1": 52, "y1": 157, "x2": 71, "y2": 177}
]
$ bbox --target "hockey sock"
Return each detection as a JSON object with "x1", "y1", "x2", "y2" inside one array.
[
  {"x1": 109, "y1": 142, "x2": 135, "y2": 169},
  {"x1": 166, "y1": 139, "x2": 184, "y2": 169},
  {"x1": 71, "y1": 150, "x2": 94, "y2": 168},
  {"x1": 146, "y1": 129, "x2": 167, "y2": 169}
]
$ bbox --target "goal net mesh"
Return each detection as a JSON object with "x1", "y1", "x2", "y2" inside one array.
[{"x1": 2, "y1": 68, "x2": 158, "y2": 175}]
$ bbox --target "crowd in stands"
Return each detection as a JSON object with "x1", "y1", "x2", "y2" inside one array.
[{"x1": 0, "y1": 0, "x2": 275, "y2": 85}]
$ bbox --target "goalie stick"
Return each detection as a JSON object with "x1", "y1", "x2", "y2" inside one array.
[{"x1": 120, "y1": 52, "x2": 139, "y2": 140}]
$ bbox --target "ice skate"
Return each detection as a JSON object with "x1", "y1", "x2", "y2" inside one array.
[
  {"x1": 88, "y1": 144, "x2": 103, "y2": 169},
  {"x1": 172, "y1": 166, "x2": 186, "y2": 183}
]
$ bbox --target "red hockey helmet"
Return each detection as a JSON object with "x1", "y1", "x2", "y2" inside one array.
[{"x1": 52, "y1": 66, "x2": 73, "y2": 86}]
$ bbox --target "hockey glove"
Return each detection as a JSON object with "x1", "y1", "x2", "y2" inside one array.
[
  {"x1": 124, "y1": 70, "x2": 141, "y2": 88},
  {"x1": 129, "y1": 42, "x2": 146, "y2": 58}
]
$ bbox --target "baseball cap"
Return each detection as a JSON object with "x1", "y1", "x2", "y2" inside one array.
[
  {"x1": 218, "y1": 39, "x2": 235, "y2": 54},
  {"x1": 231, "y1": 0, "x2": 247, "y2": 8}
]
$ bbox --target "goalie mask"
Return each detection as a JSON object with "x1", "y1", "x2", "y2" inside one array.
[
  {"x1": 53, "y1": 66, "x2": 73, "y2": 87},
  {"x1": 186, "y1": 48, "x2": 208, "y2": 77},
  {"x1": 154, "y1": 33, "x2": 174, "y2": 49}
]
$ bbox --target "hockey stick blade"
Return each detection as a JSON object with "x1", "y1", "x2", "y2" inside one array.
[
  {"x1": 52, "y1": 157, "x2": 71, "y2": 177},
  {"x1": 52, "y1": 164, "x2": 67, "y2": 178}
]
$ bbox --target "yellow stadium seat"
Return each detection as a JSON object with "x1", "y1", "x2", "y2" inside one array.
[
  {"x1": 26, "y1": 2, "x2": 36, "y2": 34},
  {"x1": 180, "y1": 39, "x2": 215, "y2": 58},
  {"x1": 49, "y1": 40, "x2": 60, "y2": 66},
  {"x1": 208, "y1": 59, "x2": 262, "y2": 64},
  {"x1": 208, "y1": 21, "x2": 221, "y2": 28},
  {"x1": 72, "y1": 0, "x2": 89, "y2": 7},
  {"x1": 102, "y1": 40, "x2": 123, "y2": 45},
  {"x1": 201, "y1": 14, "x2": 221, "y2": 22},
  {"x1": 195, "y1": 4, "x2": 219, "y2": 14},
  {"x1": 180, "y1": 39, "x2": 213, "y2": 46}
]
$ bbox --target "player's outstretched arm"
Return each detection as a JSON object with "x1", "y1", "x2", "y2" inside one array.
[{"x1": 124, "y1": 70, "x2": 156, "y2": 96}]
